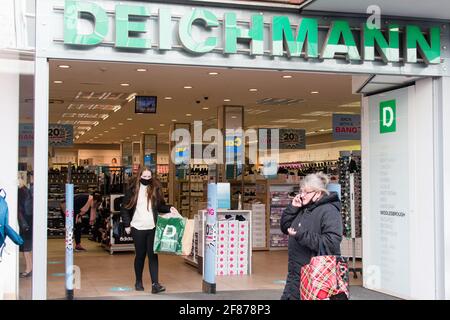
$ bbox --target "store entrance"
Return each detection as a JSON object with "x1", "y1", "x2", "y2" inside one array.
[{"x1": 46, "y1": 59, "x2": 365, "y2": 299}]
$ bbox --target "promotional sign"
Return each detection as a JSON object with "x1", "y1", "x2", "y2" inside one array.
[
  {"x1": 366, "y1": 87, "x2": 410, "y2": 298},
  {"x1": 203, "y1": 183, "x2": 218, "y2": 293},
  {"x1": 19, "y1": 124, "x2": 34, "y2": 147},
  {"x1": 225, "y1": 134, "x2": 243, "y2": 164},
  {"x1": 49, "y1": 124, "x2": 74, "y2": 146},
  {"x1": 174, "y1": 145, "x2": 190, "y2": 165},
  {"x1": 279, "y1": 129, "x2": 306, "y2": 149},
  {"x1": 333, "y1": 114, "x2": 361, "y2": 140}
]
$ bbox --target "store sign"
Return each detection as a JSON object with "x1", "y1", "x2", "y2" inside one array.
[
  {"x1": 225, "y1": 134, "x2": 243, "y2": 163},
  {"x1": 19, "y1": 124, "x2": 34, "y2": 147},
  {"x1": 366, "y1": 87, "x2": 410, "y2": 298},
  {"x1": 62, "y1": 1, "x2": 441, "y2": 65},
  {"x1": 380, "y1": 100, "x2": 397, "y2": 134},
  {"x1": 48, "y1": 124, "x2": 74, "y2": 146},
  {"x1": 333, "y1": 114, "x2": 361, "y2": 140},
  {"x1": 279, "y1": 129, "x2": 306, "y2": 149}
]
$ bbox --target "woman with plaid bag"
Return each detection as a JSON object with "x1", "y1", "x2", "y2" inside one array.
[{"x1": 280, "y1": 172, "x2": 343, "y2": 300}]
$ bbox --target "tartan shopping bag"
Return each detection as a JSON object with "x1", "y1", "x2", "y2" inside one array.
[
  {"x1": 153, "y1": 217, "x2": 186, "y2": 255},
  {"x1": 300, "y1": 243, "x2": 349, "y2": 300}
]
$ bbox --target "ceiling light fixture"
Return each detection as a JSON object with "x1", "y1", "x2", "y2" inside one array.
[
  {"x1": 118, "y1": 123, "x2": 124, "y2": 126},
  {"x1": 202, "y1": 107, "x2": 209, "y2": 110},
  {"x1": 282, "y1": 75, "x2": 293, "y2": 79},
  {"x1": 172, "y1": 119, "x2": 177, "y2": 122},
  {"x1": 186, "y1": 113, "x2": 192, "y2": 117},
  {"x1": 224, "y1": 99, "x2": 231, "y2": 102},
  {"x1": 111, "y1": 127, "x2": 116, "y2": 129},
  {"x1": 120, "y1": 83, "x2": 130, "y2": 87},
  {"x1": 136, "y1": 68, "x2": 147, "y2": 72},
  {"x1": 58, "y1": 65, "x2": 70, "y2": 69},
  {"x1": 164, "y1": 97, "x2": 173, "y2": 100},
  {"x1": 53, "y1": 80, "x2": 63, "y2": 84},
  {"x1": 209, "y1": 72, "x2": 219, "y2": 75},
  {"x1": 311, "y1": 91, "x2": 319, "y2": 94},
  {"x1": 127, "y1": 118, "x2": 133, "y2": 121},
  {"x1": 184, "y1": 86, "x2": 192, "y2": 89},
  {"x1": 160, "y1": 124, "x2": 165, "y2": 127},
  {"x1": 249, "y1": 88, "x2": 258, "y2": 92},
  {"x1": 104, "y1": 131, "x2": 109, "y2": 133}
]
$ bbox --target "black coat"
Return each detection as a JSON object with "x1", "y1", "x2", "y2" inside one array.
[
  {"x1": 120, "y1": 186, "x2": 172, "y2": 228},
  {"x1": 279, "y1": 192, "x2": 343, "y2": 300}
]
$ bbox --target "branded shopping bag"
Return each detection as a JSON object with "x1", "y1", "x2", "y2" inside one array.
[
  {"x1": 153, "y1": 216, "x2": 186, "y2": 255},
  {"x1": 300, "y1": 241, "x2": 349, "y2": 300},
  {"x1": 181, "y1": 219, "x2": 194, "y2": 256}
]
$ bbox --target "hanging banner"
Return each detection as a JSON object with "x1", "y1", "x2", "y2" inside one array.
[
  {"x1": 279, "y1": 129, "x2": 306, "y2": 149},
  {"x1": 49, "y1": 124, "x2": 74, "y2": 147},
  {"x1": 333, "y1": 114, "x2": 361, "y2": 140},
  {"x1": 19, "y1": 124, "x2": 34, "y2": 147}
]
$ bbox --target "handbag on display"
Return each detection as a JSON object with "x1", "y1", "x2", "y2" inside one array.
[
  {"x1": 181, "y1": 219, "x2": 194, "y2": 256},
  {"x1": 300, "y1": 240, "x2": 349, "y2": 300},
  {"x1": 153, "y1": 216, "x2": 186, "y2": 255}
]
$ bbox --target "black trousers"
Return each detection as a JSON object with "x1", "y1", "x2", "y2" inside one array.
[
  {"x1": 131, "y1": 227, "x2": 159, "y2": 284},
  {"x1": 74, "y1": 216, "x2": 82, "y2": 246}
]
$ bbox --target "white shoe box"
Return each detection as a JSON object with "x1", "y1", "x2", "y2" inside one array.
[
  {"x1": 238, "y1": 221, "x2": 249, "y2": 236},
  {"x1": 228, "y1": 221, "x2": 239, "y2": 238}
]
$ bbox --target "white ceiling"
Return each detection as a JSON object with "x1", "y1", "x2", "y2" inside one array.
[
  {"x1": 305, "y1": 0, "x2": 450, "y2": 20},
  {"x1": 48, "y1": 60, "x2": 361, "y2": 145}
]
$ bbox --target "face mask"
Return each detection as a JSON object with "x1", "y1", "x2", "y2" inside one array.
[{"x1": 140, "y1": 178, "x2": 151, "y2": 186}]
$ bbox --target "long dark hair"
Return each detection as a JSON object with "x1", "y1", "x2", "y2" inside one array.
[{"x1": 124, "y1": 166, "x2": 163, "y2": 210}]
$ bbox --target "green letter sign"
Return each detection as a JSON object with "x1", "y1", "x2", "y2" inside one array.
[
  {"x1": 179, "y1": 9, "x2": 219, "y2": 54},
  {"x1": 115, "y1": 5, "x2": 151, "y2": 49},
  {"x1": 271, "y1": 16, "x2": 318, "y2": 58},
  {"x1": 321, "y1": 20, "x2": 361, "y2": 61},
  {"x1": 363, "y1": 24, "x2": 400, "y2": 63},
  {"x1": 64, "y1": 0, "x2": 108, "y2": 46},
  {"x1": 224, "y1": 12, "x2": 264, "y2": 55},
  {"x1": 380, "y1": 100, "x2": 397, "y2": 134},
  {"x1": 406, "y1": 26, "x2": 441, "y2": 64}
]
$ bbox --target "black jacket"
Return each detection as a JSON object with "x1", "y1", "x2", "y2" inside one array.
[
  {"x1": 120, "y1": 186, "x2": 172, "y2": 228},
  {"x1": 280, "y1": 192, "x2": 343, "y2": 300},
  {"x1": 281, "y1": 192, "x2": 343, "y2": 265}
]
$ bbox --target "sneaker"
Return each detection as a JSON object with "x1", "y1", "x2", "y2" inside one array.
[
  {"x1": 151, "y1": 283, "x2": 166, "y2": 294},
  {"x1": 74, "y1": 245, "x2": 87, "y2": 252}
]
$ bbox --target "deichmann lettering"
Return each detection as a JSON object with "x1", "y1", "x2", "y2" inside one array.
[{"x1": 64, "y1": 0, "x2": 441, "y2": 65}]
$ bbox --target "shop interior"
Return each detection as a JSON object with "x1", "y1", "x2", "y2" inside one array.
[{"x1": 19, "y1": 59, "x2": 364, "y2": 299}]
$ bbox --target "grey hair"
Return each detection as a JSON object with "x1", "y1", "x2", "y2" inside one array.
[{"x1": 300, "y1": 172, "x2": 330, "y2": 195}]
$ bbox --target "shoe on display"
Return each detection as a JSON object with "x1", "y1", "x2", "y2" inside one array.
[
  {"x1": 151, "y1": 283, "x2": 166, "y2": 294},
  {"x1": 135, "y1": 281, "x2": 145, "y2": 291}
]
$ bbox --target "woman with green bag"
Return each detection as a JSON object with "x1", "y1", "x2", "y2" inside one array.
[{"x1": 120, "y1": 166, "x2": 180, "y2": 293}]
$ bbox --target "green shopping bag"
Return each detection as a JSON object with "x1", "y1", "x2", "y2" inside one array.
[{"x1": 153, "y1": 217, "x2": 186, "y2": 255}]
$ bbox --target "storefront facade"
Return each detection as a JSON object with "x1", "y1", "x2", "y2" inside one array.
[{"x1": 1, "y1": 0, "x2": 450, "y2": 300}]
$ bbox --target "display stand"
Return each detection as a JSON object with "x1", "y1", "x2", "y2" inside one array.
[
  {"x1": 101, "y1": 194, "x2": 135, "y2": 255},
  {"x1": 349, "y1": 160, "x2": 363, "y2": 279}
]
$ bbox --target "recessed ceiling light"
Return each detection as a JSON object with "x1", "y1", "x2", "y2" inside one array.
[
  {"x1": 164, "y1": 97, "x2": 173, "y2": 100},
  {"x1": 58, "y1": 65, "x2": 70, "y2": 69},
  {"x1": 121, "y1": 83, "x2": 130, "y2": 87},
  {"x1": 224, "y1": 99, "x2": 231, "y2": 102},
  {"x1": 319, "y1": 129, "x2": 326, "y2": 132},
  {"x1": 202, "y1": 107, "x2": 209, "y2": 110},
  {"x1": 249, "y1": 88, "x2": 258, "y2": 92},
  {"x1": 172, "y1": 119, "x2": 177, "y2": 122},
  {"x1": 160, "y1": 124, "x2": 165, "y2": 127},
  {"x1": 141, "y1": 131, "x2": 145, "y2": 134},
  {"x1": 111, "y1": 127, "x2": 116, "y2": 129},
  {"x1": 98, "y1": 134, "x2": 103, "y2": 136},
  {"x1": 126, "y1": 137, "x2": 130, "y2": 139},
  {"x1": 118, "y1": 123, "x2": 124, "y2": 125},
  {"x1": 311, "y1": 91, "x2": 319, "y2": 94},
  {"x1": 282, "y1": 75, "x2": 293, "y2": 79},
  {"x1": 231, "y1": 116, "x2": 237, "y2": 119},
  {"x1": 184, "y1": 86, "x2": 192, "y2": 89},
  {"x1": 127, "y1": 118, "x2": 133, "y2": 121},
  {"x1": 132, "y1": 134, "x2": 137, "y2": 137},
  {"x1": 186, "y1": 113, "x2": 192, "y2": 116},
  {"x1": 136, "y1": 68, "x2": 147, "y2": 72},
  {"x1": 104, "y1": 130, "x2": 109, "y2": 133},
  {"x1": 54, "y1": 80, "x2": 63, "y2": 84},
  {"x1": 209, "y1": 72, "x2": 219, "y2": 75}
]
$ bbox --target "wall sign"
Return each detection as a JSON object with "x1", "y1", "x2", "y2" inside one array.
[
  {"x1": 279, "y1": 129, "x2": 306, "y2": 149},
  {"x1": 380, "y1": 100, "x2": 397, "y2": 134},
  {"x1": 49, "y1": 124, "x2": 74, "y2": 146},
  {"x1": 333, "y1": 114, "x2": 361, "y2": 140},
  {"x1": 19, "y1": 124, "x2": 34, "y2": 147}
]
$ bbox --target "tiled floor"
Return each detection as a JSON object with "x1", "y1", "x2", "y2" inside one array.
[{"x1": 19, "y1": 238, "x2": 364, "y2": 300}]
